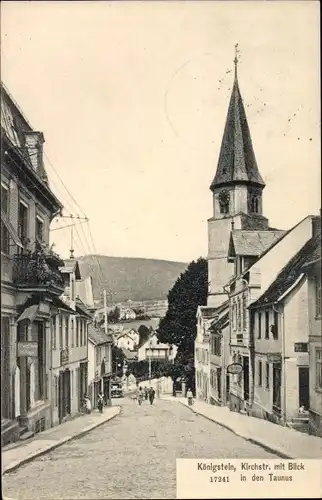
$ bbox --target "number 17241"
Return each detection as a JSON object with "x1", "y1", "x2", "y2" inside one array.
[{"x1": 210, "y1": 476, "x2": 230, "y2": 483}]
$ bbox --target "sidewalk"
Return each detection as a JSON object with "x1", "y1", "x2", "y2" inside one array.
[
  {"x1": 2, "y1": 406, "x2": 120, "y2": 476},
  {"x1": 162, "y1": 396, "x2": 322, "y2": 459}
]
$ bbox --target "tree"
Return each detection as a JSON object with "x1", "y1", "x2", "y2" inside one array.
[
  {"x1": 108, "y1": 306, "x2": 120, "y2": 324},
  {"x1": 157, "y1": 258, "x2": 208, "y2": 391},
  {"x1": 138, "y1": 324, "x2": 150, "y2": 347},
  {"x1": 112, "y1": 344, "x2": 125, "y2": 376}
]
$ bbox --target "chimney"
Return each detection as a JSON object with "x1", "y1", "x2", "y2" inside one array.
[{"x1": 24, "y1": 131, "x2": 45, "y2": 174}]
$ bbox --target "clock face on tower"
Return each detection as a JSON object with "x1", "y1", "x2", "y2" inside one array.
[{"x1": 219, "y1": 189, "x2": 230, "y2": 214}]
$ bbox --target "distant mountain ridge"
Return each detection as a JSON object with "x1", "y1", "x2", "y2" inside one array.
[{"x1": 77, "y1": 255, "x2": 188, "y2": 305}]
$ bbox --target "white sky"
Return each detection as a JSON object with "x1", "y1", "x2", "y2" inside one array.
[{"x1": 1, "y1": 1, "x2": 320, "y2": 262}]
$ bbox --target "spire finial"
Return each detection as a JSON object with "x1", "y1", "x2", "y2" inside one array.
[{"x1": 234, "y1": 43, "x2": 239, "y2": 78}]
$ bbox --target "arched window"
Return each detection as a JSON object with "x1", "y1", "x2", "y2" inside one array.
[
  {"x1": 219, "y1": 190, "x2": 230, "y2": 214},
  {"x1": 255, "y1": 197, "x2": 259, "y2": 213},
  {"x1": 250, "y1": 196, "x2": 259, "y2": 214}
]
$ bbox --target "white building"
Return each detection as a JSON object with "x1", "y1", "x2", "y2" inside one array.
[
  {"x1": 116, "y1": 329, "x2": 139, "y2": 351},
  {"x1": 137, "y1": 334, "x2": 176, "y2": 362},
  {"x1": 51, "y1": 258, "x2": 91, "y2": 425},
  {"x1": 87, "y1": 324, "x2": 113, "y2": 408}
]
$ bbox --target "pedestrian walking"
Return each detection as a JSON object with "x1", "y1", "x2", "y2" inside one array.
[
  {"x1": 137, "y1": 386, "x2": 144, "y2": 406},
  {"x1": 186, "y1": 388, "x2": 193, "y2": 406},
  {"x1": 98, "y1": 392, "x2": 104, "y2": 413},
  {"x1": 148, "y1": 387, "x2": 155, "y2": 405},
  {"x1": 144, "y1": 386, "x2": 149, "y2": 400}
]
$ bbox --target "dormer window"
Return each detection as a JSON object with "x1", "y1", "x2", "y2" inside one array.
[{"x1": 219, "y1": 189, "x2": 230, "y2": 214}]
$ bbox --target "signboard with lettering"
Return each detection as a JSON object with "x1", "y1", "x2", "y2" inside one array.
[
  {"x1": 17, "y1": 341, "x2": 38, "y2": 358},
  {"x1": 267, "y1": 353, "x2": 282, "y2": 363},
  {"x1": 227, "y1": 363, "x2": 243, "y2": 375},
  {"x1": 294, "y1": 342, "x2": 308, "y2": 353}
]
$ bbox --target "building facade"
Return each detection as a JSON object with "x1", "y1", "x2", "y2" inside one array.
[
  {"x1": 248, "y1": 216, "x2": 320, "y2": 429},
  {"x1": 209, "y1": 302, "x2": 229, "y2": 406},
  {"x1": 1, "y1": 84, "x2": 66, "y2": 443},
  {"x1": 51, "y1": 259, "x2": 91, "y2": 426},
  {"x1": 116, "y1": 329, "x2": 139, "y2": 351},
  {"x1": 137, "y1": 334, "x2": 176, "y2": 362},
  {"x1": 87, "y1": 324, "x2": 113, "y2": 409}
]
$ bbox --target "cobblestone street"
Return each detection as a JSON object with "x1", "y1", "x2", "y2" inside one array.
[{"x1": 3, "y1": 397, "x2": 277, "y2": 500}]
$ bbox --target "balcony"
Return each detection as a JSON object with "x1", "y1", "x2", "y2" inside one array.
[
  {"x1": 13, "y1": 245, "x2": 64, "y2": 295},
  {"x1": 60, "y1": 348, "x2": 69, "y2": 365}
]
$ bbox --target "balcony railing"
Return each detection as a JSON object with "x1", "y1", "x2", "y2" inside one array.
[
  {"x1": 13, "y1": 246, "x2": 64, "y2": 292},
  {"x1": 60, "y1": 348, "x2": 69, "y2": 365}
]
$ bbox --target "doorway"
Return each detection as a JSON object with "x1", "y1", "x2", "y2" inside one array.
[
  {"x1": 243, "y1": 357, "x2": 249, "y2": 401},
  {"x1": 273, "y1": 363, "x2": 282, "y2": 415},
  {"x1": 298, "y1": 367, "x2": 310, "y2": 409},
  {"x1": 216, "y1": 369, "x2": 222, "y2": 401},
  {"x1": 58, "y1": 370, "x2": 71, "y2": 422},
  {"x1": 226, "y1": 374, "x2": 230, "y2": 404}
]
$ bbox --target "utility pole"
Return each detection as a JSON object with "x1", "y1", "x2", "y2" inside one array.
[{"x1": 104, "y1": 289, "x2": 108, "y2": 335}]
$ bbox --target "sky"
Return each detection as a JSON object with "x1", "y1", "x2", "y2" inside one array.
[{"x1": 1, "y1": 1, "x2": 320, "y2": 263}]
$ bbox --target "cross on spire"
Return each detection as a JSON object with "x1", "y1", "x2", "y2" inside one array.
[{"x1": 234, "y1": 43, "x2": 239, "y2": 78}]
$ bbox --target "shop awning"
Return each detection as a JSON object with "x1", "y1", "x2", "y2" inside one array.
[
  {"x1": 1, "y1": 207, "x2": 23, "y2": 248},
  {"x1": 17, "y1": 304, "x2": 39, "y2": 323}
]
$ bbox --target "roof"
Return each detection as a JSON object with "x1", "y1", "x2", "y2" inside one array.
[
  {"x1": 210, "y1": 311, "x2": 229, "y2": 333},
  {"x1": 60, "y1": 259, "x2": 81, "y2": 279},
  {"x1": 75, "y1": 298, "x2": 93, "y2": 319},
  {"x1": 228, "y1": 230, "x2": 285, "y2": 258},
  {"x1": 1, "y1": 83, "x2": 63, "y2": 213},
  {"x1": 52, "y1": 297, "x2": 76, "y2": 314},
  {"x1": 198, "y1": 306, "x2": 219, "y2": 319},
  {"x1": 88, "y1": 324, "x2": 113, "y2": 346},
  {"x1": 119, "y1": 347, "x2": 138, "y2": 361},
  {"x1": 250, "y1": 228, "x2": 321, "y2": 308},
  {"x1": 210, "y1": 71, "x2": 265, "y2": 191},
  {"x1": 117, "y1": 329, "x2": 137, "y2": 340}
]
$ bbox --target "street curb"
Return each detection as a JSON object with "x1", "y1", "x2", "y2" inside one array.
[
  {"x1": 172, "y1": 399, "x2": 293, "y2": 459},
  {"x1": 2, "y1": 407, "x2": 121, "y2": 476}
]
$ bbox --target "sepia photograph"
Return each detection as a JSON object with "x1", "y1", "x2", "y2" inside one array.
[{"x1": 1, "y1": 1, "x2": 321, "y2": 499}]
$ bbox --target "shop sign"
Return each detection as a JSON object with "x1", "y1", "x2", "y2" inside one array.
[
  {"x1": 267, "y1": 353, "x2": 282, "y2": 363},
  {"x1": 17, "y1": 341, "x2": 38, "y2": 358},
  {"x1": 227, "y1": 363, "x2": 243, "y2": 375},
  {"x1": 294, "y1": 342, "x2": 308, "y2": 353}
]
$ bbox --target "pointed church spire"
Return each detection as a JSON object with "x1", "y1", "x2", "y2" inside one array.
[{"x1": 210, "y1": 46, "x2": 265, "y2": 191}]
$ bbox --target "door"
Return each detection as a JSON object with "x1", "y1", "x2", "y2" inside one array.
[
  {"x1": 103, "y1": 378, "x2": 110, "y2": 403},
  {"x1": 273, "y1": 364, "x2": 282, "y2": 414},
  {"x1": 298, "y1": 367, "x2": 309, "y2": 409},
  {"x1": 243, "y1": 357, "x2": 249, "y2": 401},
  {"x1": 216, "y1": 369, "x2": 222, "y2": 400},
  {"x1": 58, "y1": 372, "x2": 63, "y2": 423},
  {"x1": 226, "y1": 374, "x2": 230, "y2": 404}
]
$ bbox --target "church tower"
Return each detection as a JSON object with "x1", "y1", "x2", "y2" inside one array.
[{"x1": 207, "y1": 47, "x2": 269, "y2": 307}]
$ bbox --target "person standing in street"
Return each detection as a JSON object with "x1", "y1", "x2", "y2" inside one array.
[
  {"x1": 137, "y1": 386, "x2": 144, "y2": 406},
  {"x1": 186, "y1": 388, "x2": 193, "y2": 406},
  {"x1": 144, "y1": 386, "x2": 149, "y2": 400},
  {"x1": 148, "y1": 387, "x2": 155, "y2": 405},
  {"x1": 98, "y1": 392, "x2": 104, "y2": 413}
]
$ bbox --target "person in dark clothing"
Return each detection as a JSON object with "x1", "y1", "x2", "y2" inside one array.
[{"x1": 149, "y1": 387, "x2": 155, "y2": 405}]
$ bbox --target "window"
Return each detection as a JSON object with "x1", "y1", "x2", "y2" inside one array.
[
  {"x1": 232, "y1": 302, "x2": 236, "y2": 330},
  {"x1": 258, "y1": 312, "x2": 262, "y2": 339},
  {"x1": 1, "y1": 184, "x2": 10, "y2": 253},
  {"x1": 242, "y1": 294, "x2": 247, "y2": 330},
  {"x1": 59, "y1": 314, "x2": 63, "y2": 349},
  {"x1": 52, "y1": 316, "x2": 57, "y2": 350},
  {"x1": 316, "y1": 348, "x2": 322, "y2": 390},
  {"x1": 71, "y1": 318, "x2": 74, "y2": 347},
  {"x1": 265, "y1": 311, "x2": 269, "y2": 339},
  {"x1": 258, "y1": 360, "x2": 262, "y2": 386},
  {"x1": 54, "y1": 376, "x2": 58, "y2": 407},
  {"x1": 71, "y1": 278, "x2": 76, "y2": 300},
  {"x1": 265, "y1": 362, "x2": 270, "y2": 389},
  {"x1": 96, "y1": 346, "x2": 101, "y2": 366},
  {"x1": 36, "y1": 216, "x2": 44, "y2": 242},
  {"x1": 80, "y1": 320, "x2": 84, "y2": 346},
  {"x1": 272, "y1": 311, "x2": 279, "y2": 339},
  {"x1": 65, "y1": 316, "x2": 69, "y2": 347},
  {"x1": 316, "y1": 278, "x2": 321, "y2": 318},
  {"x1": 84, "y1": 323, "x2": 88, "y2": 346},
  {"x1": 237, "y1": 298, "x2": 241, "y2": 330},
  {"x1": 251, "y1": 196, "x2": 259, "y2": 214},
  {"x1": 18, "y1": 201, "x2": 29, "y2": 245},
  {"x1": 76, "y1": 319, "x2": 79, "y2": 347}
]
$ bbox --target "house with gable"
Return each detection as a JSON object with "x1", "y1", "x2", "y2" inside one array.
[
  {"x1": 227, "y1": 230, "x2": 285, "y2": 413},
  {"x1": 116, "y1": 328, "x2": 139, "y2": 351},
  {"x1": 248, "y1": 216, "x2": 320, "y2": 430}
]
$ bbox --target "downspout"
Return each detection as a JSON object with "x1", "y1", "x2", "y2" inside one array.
[
  {"x1": 273, "y1": 301, "x2": 286, "y2": 425},
  {"x1": 241, "y1": 278, "x2": 251, "y2": 411}
]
